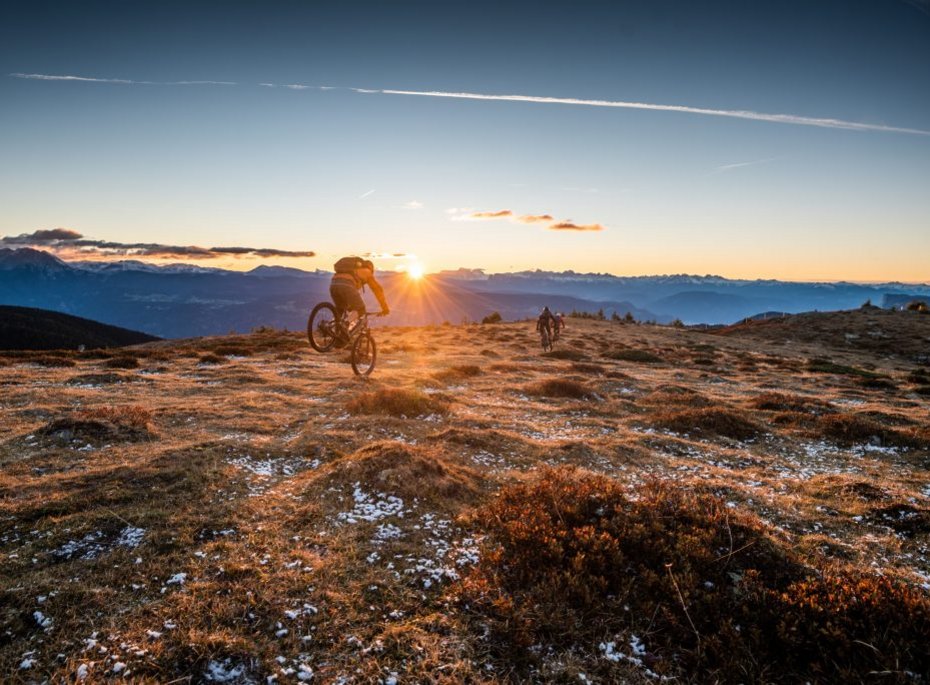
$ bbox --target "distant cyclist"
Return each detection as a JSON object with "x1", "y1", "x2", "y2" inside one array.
[
  {"x1": 536, "y1": 306, "x2": 557, "y2": 348},
  {"x1": 330, "y1": 257, "x2": 390, "y2": 344},
  {"x1": 553, "y1": 312, "x2": 565, "y2": 340}
]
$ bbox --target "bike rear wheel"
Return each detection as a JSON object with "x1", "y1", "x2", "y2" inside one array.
[
  {"x1": 351, "y1": 330, "x2": 377, "y2": 376},
  {"x1": 308, "y1": 302, "x2": 339, "y2": 352}
]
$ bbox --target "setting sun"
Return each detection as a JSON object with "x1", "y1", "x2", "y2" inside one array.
[{"x1": 406, "y1": 262, "x2": 425, "y2": 280}]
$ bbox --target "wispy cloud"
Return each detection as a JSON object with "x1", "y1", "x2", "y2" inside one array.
[
  {"x1": 403, "y1": 200, "x2": 424, "y2": 209},
  {"x1": 460, "y1": 209, "x2": 605, "y2": 232},
  {"x1": 358, "y1": 189, "x2": 376, "y2": 200},
  {"x1": 713, "y1": 156, "x2": 778, "y2": 174},
  {"x1": 470, "y1": 210, "x2": 513, "y2": 219},
  {"x1": 549, "y1": 221, "x2": 604, "y2": 232},
  {"x1": 362, "y1": 252, "x2": 414, "y2": 259},
  {"x1": 516, "y1": 213, "x2": 554, "y2": 224},
  {"x1": 10, "y1": 73, "x2": 235, "y2": 86},
  {"x1": 1, "y1": 229, "x2": 314, "y2": 260}
]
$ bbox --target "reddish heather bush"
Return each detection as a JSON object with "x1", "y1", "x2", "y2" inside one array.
[
  {"x1": 459, "y1": 467, "x2": 930, "y2": 681},
  {"x1": 748, "y1": 392, "x2": 832, "y2": 414}
]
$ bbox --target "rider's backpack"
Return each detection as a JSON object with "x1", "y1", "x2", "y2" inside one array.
[{"x1": 334, "y1": 256, "x2": 364, "y2": 274}]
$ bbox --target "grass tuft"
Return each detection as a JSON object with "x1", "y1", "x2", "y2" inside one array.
[
  {"x1": 347, "y1": 387, "x2": 450, "y2": 417},
  {"x1": 432, "y1": 364, "x2": 482, "y2": 382},
  {"x1": 39, "y1": 405, "x2": 155, "y2": 443},
  {"x1": 651, "y1": 406, "x2": 761, "y2": 439}
]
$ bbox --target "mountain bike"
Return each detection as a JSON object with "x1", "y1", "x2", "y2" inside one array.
[
  {"x1": 539, "y1": 326, "x2": 552, "y2": 352},
  {"x1": 307, "y1": 303, "x2": 382, "y2": 376}
]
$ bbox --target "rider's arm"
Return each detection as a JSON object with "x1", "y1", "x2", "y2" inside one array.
[{"x1": 363, "y1": 273, "x2": 389, "y2": 313}]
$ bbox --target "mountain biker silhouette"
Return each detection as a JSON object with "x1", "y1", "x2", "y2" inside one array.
[
  {"x1": 331, "y1": 257, "x2": 390, "y2": 344},
  {"x1": 536, "y1": 306, "x2": 557, "y2": 344}
]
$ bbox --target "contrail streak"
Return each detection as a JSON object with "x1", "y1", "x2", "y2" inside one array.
[
  {"x1": 361, "y1": 88, "x2": 930, "y2": 136},
  {"x1": 11, "y1": 73, "x2": 927, "y2": 136},
  {"x1": 10, "y1": 73, "x2": 236, "y2": 86}
]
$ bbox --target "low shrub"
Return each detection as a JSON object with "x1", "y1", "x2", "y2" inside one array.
[
  {"x1": 807, "y1": 357, "x2": 882, "y2": 379},
  {"x1": 481, "y1": 312, "x2": 503, "y2": 324},
  {"x1": 652, "y1": 406, "x2": 761, "y2": 440},
  {"x1": 459, "y1": 467, "x2": 930, "y2": 681},
  {"x1": 346, "y1": 387, "x2": 449, "y2": 417},
  {"x1": 198, "y1": 353, "x2": 226, "y2": 365},
  {"x1": 605, "y1": 349, "x2": 663, "y2": 363},
  {"x1": 748, "y1": 392, "x2": 832, "y2": 414},
  {"x1": 643, "y1": 385, "x2": 710, "y2": 408},
  {"x1": 525, "y1": 379, "x2": 596, "y2": 399},
  {"x1": 814, "y1": 413, "x2": 925, "y2": 448}
]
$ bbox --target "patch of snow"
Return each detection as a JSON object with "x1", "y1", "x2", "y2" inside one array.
[
  {"x1": 337, "y1": 484, "x2": 406, "y2": 524},
  {"x1": 34, "y1": 610, "x2": 53, "y2": 631},
  {"x1": 117, "y1": 526, "x2": 146, "y2": 548},
  {"x1": 204, "y1": 658, "x2": 246, "y2": 682}
]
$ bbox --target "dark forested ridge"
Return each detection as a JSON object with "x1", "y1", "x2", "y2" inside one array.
[{"x1": 0, "y1": 305, "x2": 160, "y2": 350}]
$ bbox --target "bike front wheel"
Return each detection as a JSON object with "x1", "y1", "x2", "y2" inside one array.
[
  {"x1": 351, "y1": 330, "x2": 377, "y2": 376},
  {"x1": 308, "y1": 302, "x2": 339, "y2": 352}
]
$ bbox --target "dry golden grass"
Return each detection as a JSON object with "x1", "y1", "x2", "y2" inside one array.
[
  {"x1": 1, "y1": 317, "x2": 929, "y2": 682},
  {"x1": 651, "y1": 406, "x2": 761, "y2": 440},
  {"x1": 347, "y1": 386, "x2": 450, "y2": 416}
]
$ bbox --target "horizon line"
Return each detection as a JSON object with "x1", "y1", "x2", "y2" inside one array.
[{"x1": 4, "y1": 245, "x2": 928, "y2": 286}]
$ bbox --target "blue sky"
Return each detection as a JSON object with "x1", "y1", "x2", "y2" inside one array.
[{"x1": 1, "y1": 0, "x2": 928, "y2": 280}]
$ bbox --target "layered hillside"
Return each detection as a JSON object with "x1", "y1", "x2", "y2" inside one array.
[{"x1": 0, "y1": 305, "x2": 160, "y2": 351}]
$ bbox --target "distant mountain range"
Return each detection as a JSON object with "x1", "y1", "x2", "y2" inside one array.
[
  {"x1": 1, "y1": 247, "x2": 928, "y2": 338},
  {"x1": 0, "y1": 305, "x2": 160, "y2": 351}
]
